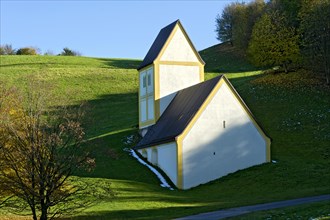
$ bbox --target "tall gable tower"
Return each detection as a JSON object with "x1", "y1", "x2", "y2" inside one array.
[{"x1": 137, "y1": 20, "x2": 205, "y2": 133}]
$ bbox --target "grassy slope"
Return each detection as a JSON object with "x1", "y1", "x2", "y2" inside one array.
[{"x1": 0, "y1": 46, "x2": 329, "y2": 219}]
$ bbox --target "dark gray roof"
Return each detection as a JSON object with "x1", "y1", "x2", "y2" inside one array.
[
  {"x1": 134, "y1": 75, "x2": 224, "y2": 150},
  {"x1": 137, "y1": 20, "x2": 179, "y2": 70},
  {"x1": 137, "y1": 20, "x2": 205, "y2": 70}
]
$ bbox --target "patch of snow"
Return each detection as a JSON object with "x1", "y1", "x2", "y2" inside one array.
[
  {"x1": 124, "y1": 148, "x2": 174, "y2": 190},
  {"x1": 123, "y1": 135, "x2": 134, "y2": 145}
]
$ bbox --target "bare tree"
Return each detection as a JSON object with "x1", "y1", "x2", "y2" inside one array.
[
  {"x1": 0, "y1": 44, "x2": 16, "y2": 55},
  {"x1": 0, "y1": 81, "x2": 100, "y2": 220}
]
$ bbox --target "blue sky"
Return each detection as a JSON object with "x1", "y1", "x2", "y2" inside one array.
[{"x1": 1, "y1": 1, "x2": 246, "y2": 59}]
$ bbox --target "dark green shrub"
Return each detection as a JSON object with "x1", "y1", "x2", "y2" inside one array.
[
  {"x1": 16, "y1": 47, "x2": 37, "y2": 55},
  {"x1": 60, "y1": 47, "x2": 81, "y2": 56}
]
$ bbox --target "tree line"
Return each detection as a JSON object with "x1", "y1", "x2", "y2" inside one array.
[
  {"x1": 215, "y1": 0, "x2": 330, "y2": 84},
  {"x1": 0, "y1": 45, "x2": 81, "y2": 56}
]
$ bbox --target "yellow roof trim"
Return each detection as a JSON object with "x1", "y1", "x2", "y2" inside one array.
[
  {"x1": 177, "y1": 75, "x2": 271, "y2": 161},
  {"x1": 154, "y1": 20, "x2": 205, "y2": 66},
  {"x1": 138, "y1": 64, "x2": 154, "y2": 72}
]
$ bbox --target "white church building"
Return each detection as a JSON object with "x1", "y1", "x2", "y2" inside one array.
[{"x1": 134, "y1": 20, "x2": 271, "y2": 190}]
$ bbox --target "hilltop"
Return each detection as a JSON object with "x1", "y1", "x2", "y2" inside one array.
[{"x1": 0, "y1": 49, "x2": 329, "y2": 219}]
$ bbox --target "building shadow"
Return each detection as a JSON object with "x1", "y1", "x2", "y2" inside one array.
[{"x1": 96, "y1": 58, "x2": 141, "y2": 69}]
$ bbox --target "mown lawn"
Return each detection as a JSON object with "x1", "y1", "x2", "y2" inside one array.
[{"x1": 0, "y1": 52, "x2": 329, "y2": 219}]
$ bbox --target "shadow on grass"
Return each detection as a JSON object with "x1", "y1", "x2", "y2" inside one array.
[
  {"x1": 61, "y1": 206, "x2": 201, "y2": 220},
  {"x1": 205, "y1": 72, "x2": 264, "y2": 89},
  {"x1": 96, "y1": 58, "x2": 141, "y2": 69},
  {"x1": 200, "y1": 42, "x2": 265, "y2": 73},
  {"x1": 81, "y1": 92, "x2": 138, "y2": 137}
]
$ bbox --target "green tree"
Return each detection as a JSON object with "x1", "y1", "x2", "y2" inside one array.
[
  {"x1": 233, "y1": 0, "x2": 265, "y2": 50},
  {"x1": 215, "y1": 0, "x2": 265, "y2": 50},
  {"x1": 16, "y1": 47, "x2": 38, "y2": 55},
  {"x1": 60, "y1": 47, "x2": 81, "y2": 56},
  {"x1": 299, "y1": 0, "x2": 330, "y2": 84},
  {"x1": 247, "y1": 11, "x2": 300, "y2": 72},
  {"x1": 215, "y1": 3, "x2": 237, "y2": 45},
  {"x1": 230, "y1": 3, "x2": 249, "y2": 49},
  {"x1": 268, "y1": 0, "x2": 302, "y2": 28}
]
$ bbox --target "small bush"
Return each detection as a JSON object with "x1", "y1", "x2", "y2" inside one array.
[
  {"x1": 60, "y1": 47, "x2": 81, "y2": 56},
  {"x1": 16, "y1": 47, "x2": 38, "y2": 55},
  {"x1": 0, "y1": 44, "x2": 16, "y2": 55}
]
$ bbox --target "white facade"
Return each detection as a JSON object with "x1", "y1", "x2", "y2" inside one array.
[
  {"x1": 159, "y1": 65, "x2": 200, "y2": 114},
  {"x1": 181, "y1": 82, "x2": 267, "y2": 189},
  {"x1": 157, "y1": 26, "x2": 202, "y2": 115},
  {"x1": 137, "y1": 20, "x2": 269, "y2": 190},
  {"x1": 160, "y1": 27, "x2": 199, "y2": 62},
  {"x1": 138, "y1": 142, "x2": 178, "y2": 185},
  {"x1": 138, "y1": 21, "x2": 204, "y2": 130}
]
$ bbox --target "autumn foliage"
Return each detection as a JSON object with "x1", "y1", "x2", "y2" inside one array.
[
  {"x1": 0, "y1": 82, "x2": 94, "y2": 220},
  {"x1": 215, "y1": 0, "x2": 330, "y2": 84}
]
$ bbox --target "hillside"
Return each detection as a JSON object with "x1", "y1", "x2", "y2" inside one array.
[
  {"x1": 0, "y1": 52, "x2": 329, "y2": 219},
  {"x1": 200, "y1": 42, "x2": 257, "y2": 73}
]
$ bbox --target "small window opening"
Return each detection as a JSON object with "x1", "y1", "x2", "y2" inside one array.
[
  {"x1": 142, "y1": 150, "x2": 147, "y2": 158},
  {"x1": 213, "y1": 152, "x2": 216, "y2": 155},
  {"x1": 143, "y1": 75, "x2": 146, "y2": 88},
  {"x1": 147, "y1": 74, "x2": 151, "y2": 86},
  {"x1": 223, "y1": 120, "x2": 226, "y2": 128}
]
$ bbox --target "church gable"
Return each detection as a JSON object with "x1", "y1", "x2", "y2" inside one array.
[
  {"x1": 180, "y1": 78, "x2": 270, "y2": 189},
  {"x1": 137, "y1": 20, "x2": 177, "y2": 70},
  {"x1": 135, "y1": 75, "x2": 271, "y2": 189},
  {"x1": 159, "y1": 25, "x2": 199, "y2": 63},
  {"x1": 137, "y1": 20, "x2": 204, "y2": 70},
  {"x1": 137, "y1": 20, "x2": 205, "y2": 130}
]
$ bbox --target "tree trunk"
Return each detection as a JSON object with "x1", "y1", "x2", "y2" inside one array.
[
  {"x1": 40, "y1": 206, "x2": 47, "y2": 220},
  {"x1": 283, "y1": 63, "x2": 288, "y2": 73},
  {"x1": 31, "y1": 206, "x2": 37, "y2": 220}
]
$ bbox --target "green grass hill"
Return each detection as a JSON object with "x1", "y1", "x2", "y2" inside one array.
[{"x1": 0, "y1": 45, "x2": 329, "y2": 219}]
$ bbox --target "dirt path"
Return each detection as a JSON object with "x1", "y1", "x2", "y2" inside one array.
[{"x1": 176, "y1": 194, "x2": 330, "y2": 220}]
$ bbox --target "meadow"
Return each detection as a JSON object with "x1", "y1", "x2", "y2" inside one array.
[{"x1": 0, "y1": 43, "x2": 329, "y2": 219}]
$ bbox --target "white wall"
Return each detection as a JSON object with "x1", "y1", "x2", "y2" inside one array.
[
  {"x1": 159, "y1": 65, "x2": 200, "y2": 115},
  {"x1": 138, "y1": 143, "x2": 178, "y2": 186},
  {"x1": 182, "y1": 82, "x2": 267, "y2": 189},
  {"x1": 156, "y1": 142, "x2": 178, "y2": 186},
  {"x1": 138, "y1": 149, "x2": 148, "y2": 158},
  {"x1": 160, "y1": 27, "x2": 199, "y2": 62}
]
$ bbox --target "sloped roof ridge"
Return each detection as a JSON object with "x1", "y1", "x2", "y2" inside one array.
[
  {"x1": 137, "y1": 20, "x2": 179, "y2": 70},
  {"x1": 134, "y1": 75, "x2": 223, "y2": 149}
]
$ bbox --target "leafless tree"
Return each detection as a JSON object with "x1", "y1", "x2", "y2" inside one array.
[{"x1": 0, "y1": 81, "x2": 104, "y2": 220}]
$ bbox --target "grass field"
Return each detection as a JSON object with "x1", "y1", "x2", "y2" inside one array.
[{"x1": 0, "y1": 43, "x2": 329, "y2": 219}]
